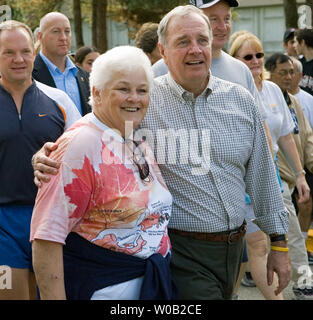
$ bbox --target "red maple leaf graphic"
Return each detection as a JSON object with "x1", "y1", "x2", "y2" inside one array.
[{"x1": 64, "y1": 142, "x2": 150, "y2": 239}]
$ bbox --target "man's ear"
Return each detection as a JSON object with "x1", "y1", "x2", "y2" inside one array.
[
  {"x1": 37, "y1": 31, "x2": 43, "y2": 42},
  {"x1": 158, "y1": 42, "x2": 168, "y2": 65}
]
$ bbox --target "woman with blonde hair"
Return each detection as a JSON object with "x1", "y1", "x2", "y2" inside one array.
[{"x1": 230, "y1": 33, "x2": 308, "y2": 300}]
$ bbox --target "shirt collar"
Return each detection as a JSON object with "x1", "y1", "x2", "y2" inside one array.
[
  {"x1": 40, "y1": 51, "x2": 78, "y2": 76},
  {"x1": 166, "y1": 72, "x2": 213, "y2": 103},
  {"x1": 88, "y1": 112, "x2": 125, "y2": 143}
]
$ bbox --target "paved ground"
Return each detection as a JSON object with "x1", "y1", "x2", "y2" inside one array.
[{"x1": 237, "y1": 263, "x2": 313, "y2": 300}]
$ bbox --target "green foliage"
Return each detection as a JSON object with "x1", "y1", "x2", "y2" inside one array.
[
  {"x1": 3, "y1": 0, "x2": 65, "y2": 30},
  {"x1": 111, "y1": 0, "x2": 188, "y2": 37}
]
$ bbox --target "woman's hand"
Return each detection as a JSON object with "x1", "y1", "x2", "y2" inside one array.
[{"x1": 32, "y1": 142, "x2": 60, "y2": 188}]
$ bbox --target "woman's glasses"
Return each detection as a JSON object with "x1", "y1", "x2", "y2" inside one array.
[
  {"x1": 242, "y1": 52, "x2": 264, "y2": 61},
  {"x1": 125, "y1": 139, "x2": 150, "y2": 181}
]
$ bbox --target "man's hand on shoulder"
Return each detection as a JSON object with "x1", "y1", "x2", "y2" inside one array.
[{"x1": 32, "y1": 142, "x2": 60, "y2": 188}]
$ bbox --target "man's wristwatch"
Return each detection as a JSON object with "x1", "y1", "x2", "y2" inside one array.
[
  {"x1": 295, "y1": 169, "x2": 306, "y2": 178},
  {"x1": 269, "y1": 234, "x2": 288, "y2": 242}
]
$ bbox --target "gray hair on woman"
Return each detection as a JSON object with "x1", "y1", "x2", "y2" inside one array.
[
  {"x1": 157, "y1": 4, "x2": 213, "y2": 47},
  {"x1": 89, "y1": 45, "x2": 154, "y2": 107}
]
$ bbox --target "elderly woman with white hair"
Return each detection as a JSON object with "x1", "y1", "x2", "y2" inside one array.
[{"x1": 30, "y1": 46, "x2": 177, "y2": 300}]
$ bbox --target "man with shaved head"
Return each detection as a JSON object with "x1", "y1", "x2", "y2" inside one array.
[{"x1": 32, "y1": 12, "x2": 90, "y2": 115}]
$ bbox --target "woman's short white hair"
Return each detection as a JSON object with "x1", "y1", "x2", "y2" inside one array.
[
  {"x1": 89, "y1": 45, "x2": 154, "y2": 106},
  {"x1": 158, "y1": 5, "x2": 213, "y2": 47}
]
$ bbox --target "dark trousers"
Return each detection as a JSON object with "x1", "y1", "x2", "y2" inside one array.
[{"x1": 169, "y1": 231, "x2": 244, "y2": 300}]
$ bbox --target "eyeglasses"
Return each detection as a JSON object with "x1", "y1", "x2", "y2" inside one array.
[
  {"x1": 275, "y1": 69, "x2": 295, "y2": 77},
  {"x1": 125, "y1": 139, "x2": 150, "y2": 181},
  {"x1": 242, "y1": 52, "x2": 264, "y2": 61}
]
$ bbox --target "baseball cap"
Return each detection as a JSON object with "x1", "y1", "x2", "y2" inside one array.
[
  {"x1": 283, "y1": 28, "x2": 296, "y2": 42},
  {"x1": 190, "y1": 0, "x2": 239, "y2": 9}
]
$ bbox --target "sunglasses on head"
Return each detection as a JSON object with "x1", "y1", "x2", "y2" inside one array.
[{"x1": 242, "y1": 52, "x2": 264, "y2": 61}]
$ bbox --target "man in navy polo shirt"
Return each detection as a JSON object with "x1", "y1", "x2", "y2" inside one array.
[{"x1": 0, "y1": 20, "x2": 80, "y2": 300}]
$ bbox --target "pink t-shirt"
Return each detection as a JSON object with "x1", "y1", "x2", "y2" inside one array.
[{"x1": 30, "y1": 113, "x2": 173, "y2": 259}]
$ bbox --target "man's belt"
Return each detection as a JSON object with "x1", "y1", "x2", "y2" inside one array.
[{"x1": 169, "y1": 221, "x2": 246, "y2": 244}]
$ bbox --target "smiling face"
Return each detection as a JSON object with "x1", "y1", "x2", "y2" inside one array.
[
  {"x1": 0, "y1": 27, "x2": 35, "y2": 87},
  {"x1": 159, "y1": 13, "x2": 211, "y2": 96},
  {"x1": 202, "y1": 1, "x2": 231, "y2": 51},
  {"x1": 235, "y1": 41, "x2": 264, "y2": 80},
  {"x1": 92, "y1": 68, "x2": 150, "y2": 137}
]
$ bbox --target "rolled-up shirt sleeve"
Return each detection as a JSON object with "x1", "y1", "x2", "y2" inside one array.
[{"x1": 244, "y1": 102, "x2": 289, "y2": 235}]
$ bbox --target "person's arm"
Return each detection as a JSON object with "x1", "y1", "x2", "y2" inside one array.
[
  {"x1": 32, "y1": 142, "x2": 60, "y2": 187},
  {"x1": 244, "y1": 97, "x2": 291, "y2": 295},
  {"x1": 278, "y1": 133, "x2": 310, "y2": 203},
  {"x1": 303, "y1": 113, "x2": 313, "y2": 173},
  {"x1": 263, "y1": 121, "x2": 274, "y2": 158},
  {"x1": 267, "y1": 239, "x2": 291, "y2": 296},
  {"x1": 32, "y1": 239, "x2": 66, "y2": 300}
]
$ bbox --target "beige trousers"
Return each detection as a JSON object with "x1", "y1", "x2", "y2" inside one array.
[{"x1": 281, "y1": 179, "x2": 311, "y2": 283}]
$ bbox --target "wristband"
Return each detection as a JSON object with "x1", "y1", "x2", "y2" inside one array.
[
  {"x1": 270, "y1": 246, "x2": 289, "y2": 252},
  {"x1": 270, "y1": 234, "x2": 287, "y2": 242}
]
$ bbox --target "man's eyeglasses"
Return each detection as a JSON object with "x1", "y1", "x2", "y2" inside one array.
[
  {"x1": 274, "y1": 69, "x2": 295, "y2": 77},
  {"x1": 126, "y1": 139, "x2": 150, "y2": 181},
  {"x1": 242, "y1": 52, "x2": 264, "y2": 61}
]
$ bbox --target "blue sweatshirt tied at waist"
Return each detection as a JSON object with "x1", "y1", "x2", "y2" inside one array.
[{"x1": 62, "y1": 232, "x2": 178, "y2": 300}]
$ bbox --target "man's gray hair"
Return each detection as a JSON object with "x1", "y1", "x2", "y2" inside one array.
[
  {"x1": 89, "y1": 45, "x2": 154, "y2": 107},
  {"x1": 290, "y1": 56, "x2": 303, "y2": 74},
  {"x1": 0, "y1": 20, "x2": 34, "y2": 45},
  {"x1": 158, "y1": 4, "x2": 213, "y2": 47}
]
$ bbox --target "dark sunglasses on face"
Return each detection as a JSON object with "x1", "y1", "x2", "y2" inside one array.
[{"x1": 242, "y1": 52, "x2": 264, "y2": 61}]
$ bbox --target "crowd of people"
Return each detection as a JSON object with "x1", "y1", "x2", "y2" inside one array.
[{"x1": 0, "y1": 0, "x2": 313, "y2": 300}]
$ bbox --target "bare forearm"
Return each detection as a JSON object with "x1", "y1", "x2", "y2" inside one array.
[
  {"x1": 278, "y1": 134, "x2": 303, "y2": 174},
  {"x1": 32, "y1": 239, "x2": 66, "y2": 300}
]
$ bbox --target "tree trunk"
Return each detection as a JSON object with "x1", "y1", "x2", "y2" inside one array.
[
  {"x1": 92, "y1": 0, "x2": 98, "y2": 48},
  {"x1": 96, "y1": 0, "x2": 107, "y2": 53},
  {"x1": 73, "y1": 0, "x2": 84, "y2": 49},
  {"x1": 283, "y1": 0, "x2": 298, "y2": 28}
]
